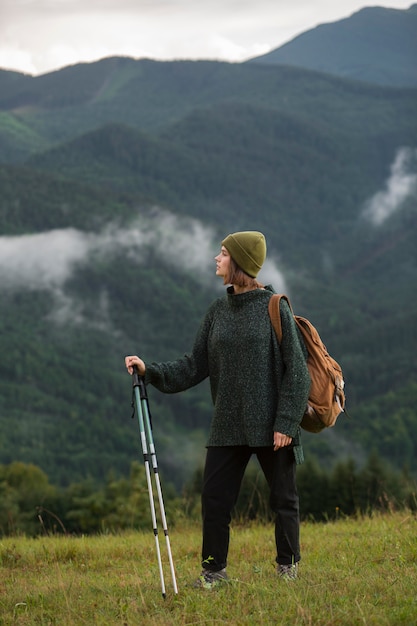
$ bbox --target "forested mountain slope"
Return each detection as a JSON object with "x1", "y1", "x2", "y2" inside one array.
[{"x1": 0, "y1": 13, "x2": 416, "y2": 489}]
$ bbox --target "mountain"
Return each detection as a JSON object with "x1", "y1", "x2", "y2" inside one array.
[
  {"x1": 0, "y1": 16, "x2": 416, "y2": 491},
  {"x1": 248, "y1": 4, "x2": 417, "y2": 87}
]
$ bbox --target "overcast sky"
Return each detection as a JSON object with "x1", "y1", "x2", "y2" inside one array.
[{"x1": 0, "y1": 1, "x2": 412, "y2": 76}]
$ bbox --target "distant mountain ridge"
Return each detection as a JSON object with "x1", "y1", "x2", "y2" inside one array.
[
  {"x1": 249, "y1": 4, "x2": 417, "y2": 87},
  {"x1": 1, "y1": 57, "x2": 415, "y2": 166}
]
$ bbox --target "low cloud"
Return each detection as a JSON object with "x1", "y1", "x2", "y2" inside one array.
[
  {"x1": 0, "y1": 211, "x2": 213, "y2": 292},
  {"x1": 0, "y1": 228, "x2": 95, "y2": 291},
  {"x1": 258, "y1": 258, "x2": 287, "y2": 293},
  {"x1": 0, "y1": 208, "x2": 288, "y2": 323},
  {"x1": 362, "y1": 147, "x2": 417, "y2": 226}
]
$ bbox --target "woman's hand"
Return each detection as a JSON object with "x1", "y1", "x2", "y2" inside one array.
[
  {"x1": 273, "y1": 432, "x2": 292, "y2": 451},
  {"x1": 125, "y1": 355, "x2": 146, "y2": 376}
]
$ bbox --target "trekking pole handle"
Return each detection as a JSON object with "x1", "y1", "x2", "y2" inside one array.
[
  {"x1": 132, "y1": 365, "x2": 148, "y2": 400},
  {"x1": 132, "y1": 365, "x2": 140, "y2": 388}
]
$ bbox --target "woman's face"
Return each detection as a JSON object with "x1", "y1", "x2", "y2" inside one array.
[{"x1": 215, "y1": 246, "x2": 231, "y2": 280}]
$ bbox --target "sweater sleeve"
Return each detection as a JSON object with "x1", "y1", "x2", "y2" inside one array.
[
  {"x1": 144, "y1": 309, "x2": 211, "y2": 394},
  {"x1": 273, "y1": 299, "x2": 311, "y2": 437}
]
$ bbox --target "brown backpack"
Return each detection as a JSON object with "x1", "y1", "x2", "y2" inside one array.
[{"x1": 268, "y1": 294, "x2": 347, "y2": 433}]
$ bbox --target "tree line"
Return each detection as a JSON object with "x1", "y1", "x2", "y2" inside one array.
[{"x1": 1, "y1": 453, "x2": 415, "y2": 537}]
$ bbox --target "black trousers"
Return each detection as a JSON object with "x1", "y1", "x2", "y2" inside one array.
[{"x1": 201, "y1": 446, "x2": 300, "y2": 571}]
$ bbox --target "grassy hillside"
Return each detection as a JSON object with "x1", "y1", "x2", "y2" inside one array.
[{"x1": 1, "y1": 513, "x2": 416, "y2": 624}]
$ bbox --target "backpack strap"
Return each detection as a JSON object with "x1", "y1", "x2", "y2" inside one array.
[{"x1": 268, "y1": 293, "x2": 294, "y2": 344}]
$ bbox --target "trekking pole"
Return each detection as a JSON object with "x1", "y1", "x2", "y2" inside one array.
[{"x1": 132, "y1": 366, "x2": 178, "y2": 597}]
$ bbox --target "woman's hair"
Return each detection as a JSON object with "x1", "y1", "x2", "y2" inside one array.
[{"x1": 225, "y1": 256, "x2": 264, "y2": 289}]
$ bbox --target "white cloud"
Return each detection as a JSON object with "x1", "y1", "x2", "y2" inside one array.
[
  {"x1": 0, "y1": 228, "x2": 93, "y2": 290},
  {"x1": 258, "y1": 258, "x2": 287, "y2": 293},
  {"x1": 362, "y1": 147, "x2": 417, "y2": 226},
  {"x1": 0, "y1": 209, "x2": 288, "y2": 324}
]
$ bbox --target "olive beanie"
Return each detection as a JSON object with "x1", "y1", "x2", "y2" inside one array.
[{"x1": 222, "y1": 231, "x2": 267, "y2": 278}]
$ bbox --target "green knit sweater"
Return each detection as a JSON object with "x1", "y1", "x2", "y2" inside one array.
[{"x1": 144, "y1": 285, "x2": 310, "y2": 462}]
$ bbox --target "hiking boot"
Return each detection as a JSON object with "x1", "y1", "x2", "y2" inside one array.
[
  {"x1": 194, "y1": 568, "x2": 228, "y2": 589},
  {"x1": 277, "y1": 562, "x2": 298, "y2": 580}
]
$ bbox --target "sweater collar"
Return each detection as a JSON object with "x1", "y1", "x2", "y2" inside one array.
[{"x1": 226, "y1": 284, "x2": 274, "y2": 307}]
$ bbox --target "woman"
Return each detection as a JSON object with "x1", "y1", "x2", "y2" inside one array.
[{"x1": 125, "y1": 230, "x2": 310, "y2": 587}]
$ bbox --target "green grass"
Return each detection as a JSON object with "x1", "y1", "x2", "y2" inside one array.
[{"x1": 1, "y1": 512, "x2": 416, "y2": 625}]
